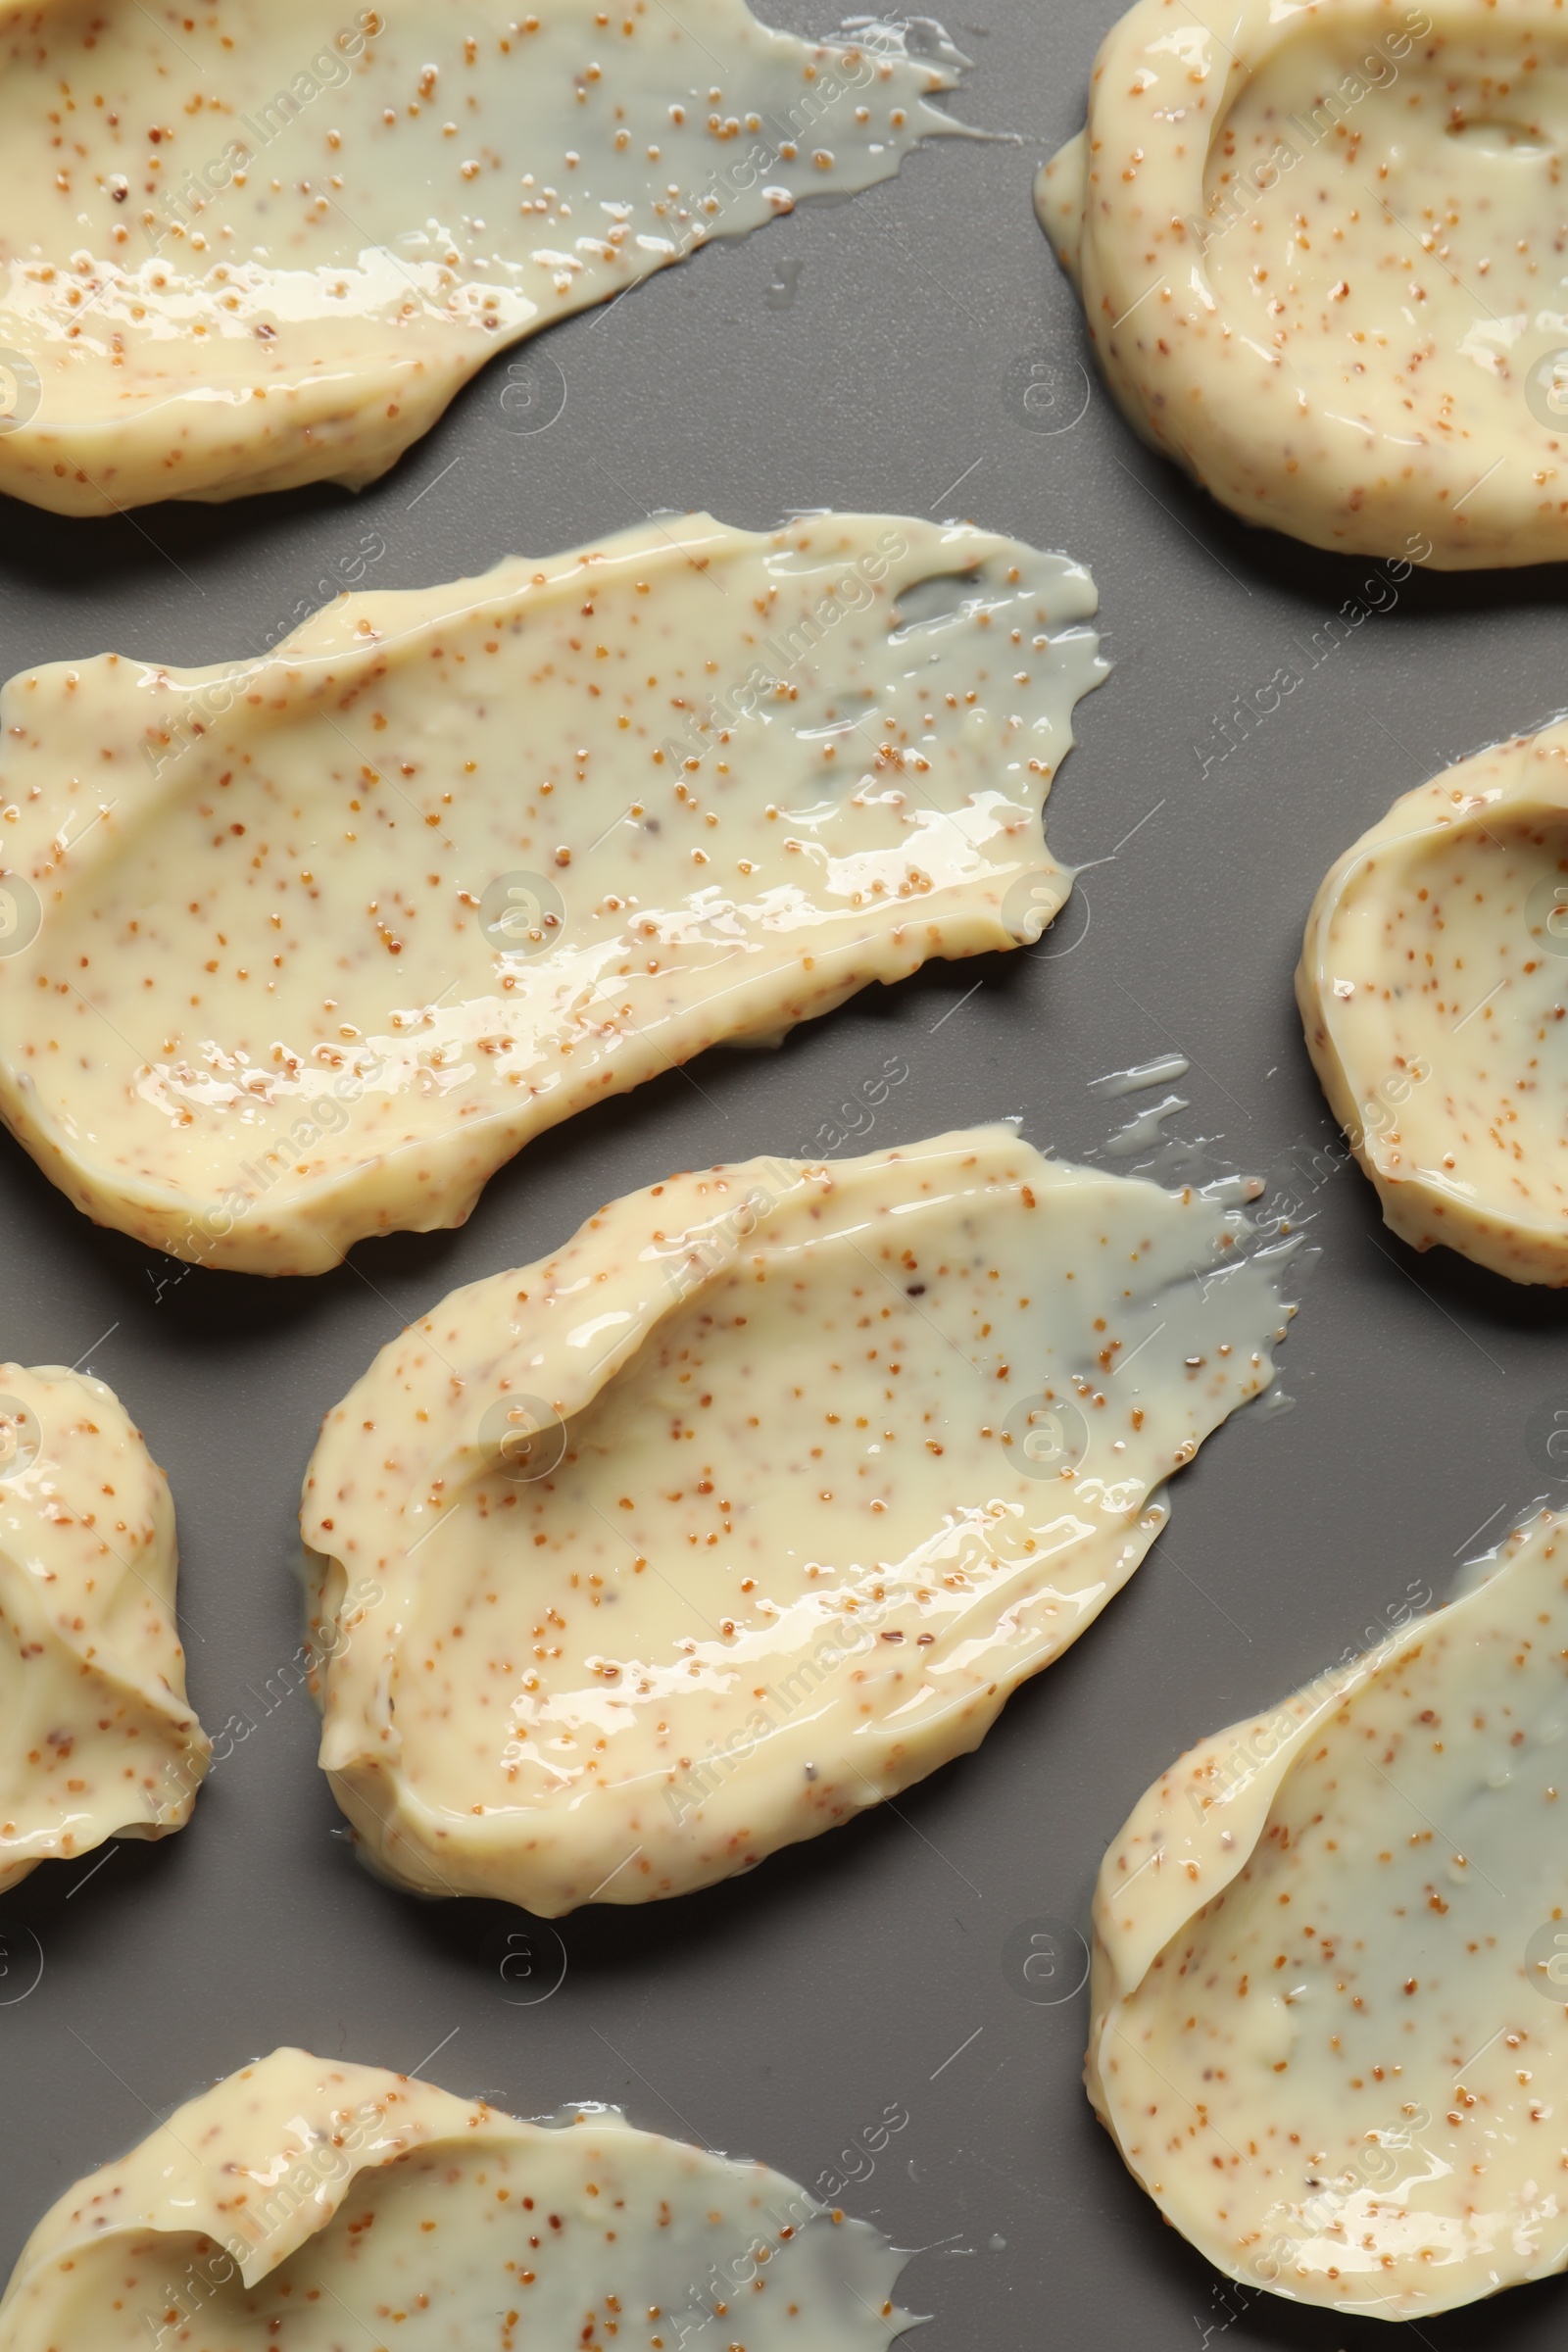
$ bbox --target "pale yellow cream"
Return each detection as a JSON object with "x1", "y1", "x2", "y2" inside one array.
[
  {"x1": 0, "y1": 2045, "x2": 910, "y2": 2351},
  {"x1": 1039, "y1": 0, "x2": 1568, "y2": 565},
  {"x1": 0, "y1": 1364, "x2": 208, "y2": 1889},
  {"x1": 1089, "y1": 1509, "x2": 1568, "y2": 2322},
  {"x1": 0, "y1": 512, "x2": 1104, "y2": 1275},
  {"x1": 0, "y1": 0, "x2": 968, "y2": 514},
  {"x1": 303, "y1": 1125, "x2": 1298, "y2": 1914},
  {"x1": 1298, "y1": 723, "x2": 1568, "y2": 1282}
]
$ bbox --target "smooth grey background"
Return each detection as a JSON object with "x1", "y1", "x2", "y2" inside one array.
[{"x1": 2, "y1": 0, "x2": 1567, "y2": 2343}]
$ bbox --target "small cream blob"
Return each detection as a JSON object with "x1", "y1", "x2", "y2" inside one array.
[
  {"x1": 1298, "y1": 724, "x2": 1568, "y2": 1282},
  {"x1": 303, "y1": 1124, "x2": 1298, "y2": 1913},
  {"x1": 0, "y1": 1365, "x2": 208, "y2": 1887}
]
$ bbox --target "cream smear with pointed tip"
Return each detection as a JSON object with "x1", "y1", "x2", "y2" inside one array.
[
  {"x1": 302, "y1": 1124, "x2": 1298, "y2": 1914},
  {"x1": 0, "y1": 0, "x2": 970, "y2": 514},
  {"x1": 0, "y1": 512, "x2": 1104, "y2": 1275},
  {"x1": 0, "y1": 2046, "x2": 909, "y2": 2351},
  {"x1": 1298, "y1": 723, "x2": 1568, "y2": 1282},
  {"x1": 1089, "y1": 1508, "x2": 1568, "y2": 2322},
  {"x1": 1037, "y1": 0, "x2": 1568, "y2": 565},
  {"x1": 0, "y1": 1364, "x2": 208, "y2": 1889}
]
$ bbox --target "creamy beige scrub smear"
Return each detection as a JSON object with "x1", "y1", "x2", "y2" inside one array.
[
  {"x1": 0, "y1": 0, "x2": 971, "y2": 514},
  {"x1": 1038, "y1": 0, "x2": 1568, "y2": 565},
  {"x1": 1090, "y1": 1507, "x2": 1568, "y2": 2322},
  {"x1": 0, "y1": 512, "x2": 1105, "y2": 1276},
  {"x1": 303, "y1": 1125, "x2": 1299, "y2": 1914},
  {"x1": 1298, "y1": 725, "x2": 1568, "y2": 1282},
  {"x1": 0, "y1": 1365, "x2": 208, "y2": 1889},
  {"x1": 0, "y1": 2046, "x2": 911, "y2": 2350}
]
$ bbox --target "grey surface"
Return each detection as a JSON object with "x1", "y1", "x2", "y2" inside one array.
[{"x1": 1, "y1": 1, "x2": 1567, "y2": 2342}]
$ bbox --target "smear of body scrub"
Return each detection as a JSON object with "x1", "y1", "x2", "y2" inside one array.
[
  {"x1": 1037, "y1": 0, "x2": 1568, "y2": 565},
  {"x1": 1089, "y1": 1509, "x2": 1568, "y2": 2322},
  {"x1": 0, "y1": 512, "x2": 1104, "y2": 1275},
  {"x1": 1298, "y1": 723, "x2": 1568, "y2": 1283},
  {"x1": 0, "y1": 2045, "x2": 911, "y2": 2350},
  {"x1": 0, "y1": 1366, "x2": 208, "y2": 1888},
  {"x1": 302, "y1": 1124, "x2": 1298, "y2": 1914},
  {"x1": 0, "y1": 0, "x2": 970, "y2": 514}
]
